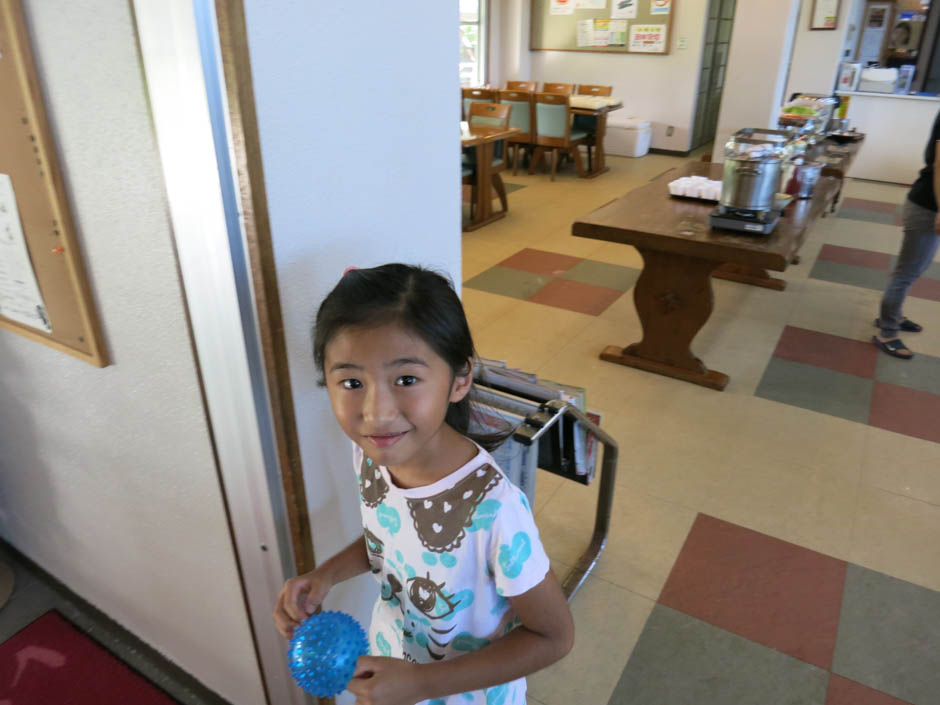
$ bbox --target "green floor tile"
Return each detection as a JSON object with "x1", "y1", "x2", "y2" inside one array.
[
  {"x1": 464, "y1": 265, "x2": 552, "y2": 300},
  {"x1": 563, "y1": 260, "x2": 641, "y2": 292},
  {"x1": 809, "y1": 260, "x2": 890, "y2": 292},
  {"x1": 755, "y1": 358, "x2": 874, "y2": 424},
  {"x1": 833, "y1": 565, "x2": 940, "y2": 705},
  {"x1": 609, "y1": 605, "x2": 829, "y2": 705},
  {"x1": 875, "y1": 350, "x2": 940, "y2": 397}
]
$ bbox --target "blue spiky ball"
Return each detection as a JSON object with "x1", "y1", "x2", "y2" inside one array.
[{"x1": 287, "y1": 610, "x2": 369, "y2": 697}]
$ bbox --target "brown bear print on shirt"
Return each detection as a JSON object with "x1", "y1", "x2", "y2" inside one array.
[{"x1": 406, "y1": 464, "x2": 501, "y2": 553}]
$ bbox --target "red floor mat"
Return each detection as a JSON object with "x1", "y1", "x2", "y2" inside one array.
[{"x1": 0, "y1": 611, "x2": 179, "y2": 704}]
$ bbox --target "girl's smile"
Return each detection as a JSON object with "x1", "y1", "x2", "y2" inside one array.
[{"x1": 324, "y1": 321, "x2": 475, "y2": 486}]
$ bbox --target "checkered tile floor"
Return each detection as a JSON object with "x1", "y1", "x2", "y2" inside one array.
[{"x1": 612, "y1": 514, "x2": 940, "y2": 705}]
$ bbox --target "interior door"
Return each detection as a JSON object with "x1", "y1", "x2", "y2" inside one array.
[{"x1": 691, "y1": 0, "x2": 735, "y2": 150}]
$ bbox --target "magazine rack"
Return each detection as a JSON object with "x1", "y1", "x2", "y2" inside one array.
[{"x1": 475, "y1": 384, "x2": 618, "y2": 601}]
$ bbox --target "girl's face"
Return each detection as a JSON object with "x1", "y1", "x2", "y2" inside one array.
[{"x1": 323, "y1": 322, "x2": 473, "y2": 478}]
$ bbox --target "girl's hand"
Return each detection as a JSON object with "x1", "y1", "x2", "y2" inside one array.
[
  {"x1": 272, "y1": 569, "x2": 332, "y2": 639},
  {"x1": 347, "y1": 655, "x2": 423, "y2": 705}
]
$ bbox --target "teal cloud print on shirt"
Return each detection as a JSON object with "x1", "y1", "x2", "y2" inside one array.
[
  {"x1": 376, "y1": 503, "x2": 401, "y2": 535},
  {"x1": 486, "y1": 683, "x2": 510, "y2": 705},
  {"x1": 498, "y1": 531, "x2": 531, "y2": 579},
  {"x1": 468, "y1": 499, "x2": 501, "y2": 532}
]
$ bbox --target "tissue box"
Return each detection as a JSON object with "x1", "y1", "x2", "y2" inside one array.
[{"x1": 858, "y1": 67, "x2": 898, "y2": 93}]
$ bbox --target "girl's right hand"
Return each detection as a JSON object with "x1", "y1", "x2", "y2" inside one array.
[{"x1": 273, "y1": 569, "x2": 332, "y2": 639}]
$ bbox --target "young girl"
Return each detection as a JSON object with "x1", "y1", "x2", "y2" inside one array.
[{"x1": 273, "y1": 264, "x2": 574, "y2": 705}]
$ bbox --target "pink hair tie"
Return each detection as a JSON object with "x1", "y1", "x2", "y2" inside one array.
[{"x1": 342, "y1": 266, "x2": 359, "y2": 276}]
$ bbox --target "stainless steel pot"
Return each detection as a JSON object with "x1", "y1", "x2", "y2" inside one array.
[{"x1": 720, "y1": 158, "x2": 782, "y2": 212}]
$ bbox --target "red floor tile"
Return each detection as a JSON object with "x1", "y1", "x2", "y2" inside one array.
[
  {"x1": 498, "y1": 248, "x2": 583, "y2": 277},
  {"x1": 773, "y1": 325, "x2": 879, "y2": 379},
  {"x1": 827, "y1": 675, "x2": 914, "y2": 705},
  {"x1": 841, "y1": 197, "x2": 901, "y2": 215},
  {"x1": 658, "y1": 514, "x2": 847, "y2": 670},
  {"x1": 909, "y1": 276, "x2": 940, "y2": 303},
  {"x1": 817, "y1": 244, "x2": 893, "y2": 271},
  {"x1": 869, "y1": 381, "x2": 940, "y2": 444},
  {"x1": 527, "y1": 277, "x2": 622, "y2": 315}
]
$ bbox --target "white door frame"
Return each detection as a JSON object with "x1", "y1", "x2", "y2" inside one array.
[{"x1": 131, "y1": 2, "x2": 307, "y2": 703}]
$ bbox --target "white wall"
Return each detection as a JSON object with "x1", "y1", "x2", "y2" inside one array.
[
  {"x1": 493, "y1": 0, "x2": 708, "y2": 152},
  {"x1": 0, "y1": 2, "x2": 263, "y2": 703},
  {"x1": 714, "y1": 0, "x2": 802, "y2": 156},
  {"x1": 241, "y1": 4, "x2": 461, "y2": 703},
  {"x1": 785, "y1": 0, "x2": 853, "y2": 99}
]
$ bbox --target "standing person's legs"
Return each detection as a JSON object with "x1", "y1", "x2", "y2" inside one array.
[{"x1": 876, "y1": 199, "x2": 939, "y2": 352}]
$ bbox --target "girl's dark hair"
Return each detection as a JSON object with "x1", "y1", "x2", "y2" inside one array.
[{"x1": 313, "y1": 263, "x2": 508, "y2": 450}]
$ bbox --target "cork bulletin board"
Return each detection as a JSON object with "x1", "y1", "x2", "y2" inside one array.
[
  {"x1": 0, "y1": 0, "x2": 107, "y2": 366},
  {"x1": 531, "y1": 0, "x2": 676, "y2": 54}
]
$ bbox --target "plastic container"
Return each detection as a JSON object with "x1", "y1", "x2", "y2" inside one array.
[{"x1": 606, "y1": 117, "x2": 652, "y2": 158}]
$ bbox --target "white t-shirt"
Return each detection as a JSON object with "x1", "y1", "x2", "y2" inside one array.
[{"x1": 354, "y1": 442, "x2": 551, "y2": 705}]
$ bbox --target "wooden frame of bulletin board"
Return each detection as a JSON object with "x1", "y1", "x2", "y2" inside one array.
[
  {"x1": 0, "y1": 0, "x2": 107, "y2": 367},
  {"x1": 531, "y1": 0, "x2": 675, "y2": 55}
]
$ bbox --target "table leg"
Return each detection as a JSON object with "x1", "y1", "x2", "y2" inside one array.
[
  {"x1": 599, "y1": 248, "x2": 729, "y2": 390},
  {"x1": 581, "y1": 111, "x2": 610, "y2": 179},
  {"x1": 713, "y1": 263, "x2": 787, "y2": 291},
  {"x1": 463, "y1": 141, "x2": 507, "y2": 231}
]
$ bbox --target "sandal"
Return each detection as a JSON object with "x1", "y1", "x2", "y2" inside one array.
[
  {"x1": 874, "y1": 318, "x2": 923, "y2": 333},
  {"x1": 872, "y1": 336, "x2": 913, "y2": 360}
]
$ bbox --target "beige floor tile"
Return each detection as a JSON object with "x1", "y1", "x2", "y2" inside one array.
[
  {"x1": 842, "y1": 178, "x2": 909, "y2": 203},
  {"x1": 462, "y1": 254, "x2": 495, "y2": 282},
  {"x1": 536, "y1": 477, "x2": 698, "y2": 600},
  {"x1": 534, "y1": 470, "x2": 565, "y2": 517},
  {"x1": 537, "y1": 227, "x2": 608, "y2": 259},
  {"x1": 862, "y1": 425, "x2": 940, "y2": 507},
  {"x1": 525, "y1": 575, "x2": 654, "y2": 705},
  {"x1": 787, "y1": 277, "x2": 883, "y2": 342},
  {"x1": 462, "y1": 229, "x2": 530, "y2": 263},
  {"x1": 850, "y1": 486, "x2": 940, "y2": 593},
  {"x1": 585, "y1": 241, "x2": 645, "y2": 269},
  {"x1": 816, "y1": 216, "x2": 902, "y2": 256},
  {"x1": 462, "y1": 288, "x2": 519, "y2": 338},
  {"x1": 472, "y1": 300, "x2": 596, "y2": 373}
]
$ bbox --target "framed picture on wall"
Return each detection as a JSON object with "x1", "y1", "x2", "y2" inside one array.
[{"x1": 810, "y1": 0, "x2": 841, "y2": 30}]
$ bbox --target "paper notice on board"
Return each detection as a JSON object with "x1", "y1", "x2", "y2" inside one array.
[
  {"x1": 630, "y1": 23, "x2": 666, "y2": 52},
  {"x1": 551, "y1": 0, "x2": 575, "y2": 15},
  {"x1": 593, "y1": 19, "x2": 611, "y2": 46},
  {"x1": 575, "y1": 0, "x2": 606, "y2": 8},
  {"x1": 0, "y1": 174, "x2": 51, "y2": 333},
  {"x1": 650, "y1": 0, "x2": 672, "y2": 14},
  {"x1": 611, "y1": 0, "x2": 637, "y2": 19},
  {"x1": 609, "y1": 19, "x2": 627, "y2": 45},
  {"x1": 577, "y1": 19, "x2": 595, "y2": 46}
]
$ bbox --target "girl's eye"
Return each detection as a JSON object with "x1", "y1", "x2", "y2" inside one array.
[
  {"x1": 396, "y1": 375, "x2": 418, "y2": 386},
  {"x1": 341, "y1": 379, "x2": 362, "y2": 390}
]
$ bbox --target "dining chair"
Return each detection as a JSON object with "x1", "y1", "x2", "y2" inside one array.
[
  {"x1": 505, "y1": 80, "x2": 537, "y2": 92},
  {"x1": 498, "y1": 89, "x2": 535, "y2": 175},
  {"x1": 531, "y1": 92, "x2": 588, "y2": 181},
  {"x1": 461, "y1": 87, "x2": 497, "y2": 120},
  {"x1": 464, "y1": 102, "x2": 512, "y2": 216},
  {"x1": 573, "y1": 85, "x2": 614, "y2": 164},
  {"x1": 542, "y1": 82, "x2": 575, "y2": 96}
]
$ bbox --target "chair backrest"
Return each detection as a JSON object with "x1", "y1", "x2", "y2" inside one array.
[
  {"x1": 542, "y1": 82, "x2": 574, "y2": 96},
  {"x1": 576, "y1": 84, "x2": 613, "y2": 96},
  {"x1": 468, "y1": 101, "x2": 511, "y2": 128},
  {"x1": 462, "y1": 87, "x2": 497, "y2": 119},
  {"x1": 506, "y1": 80, "x2": 537, "y2": 92},
  {"x1": 498, "y1": 90, "x2": 534, "y2": 138},
  {"x1": 534, "y1": 92, "x2": 571, "y2": 142}
]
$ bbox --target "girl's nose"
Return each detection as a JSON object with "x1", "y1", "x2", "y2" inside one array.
[{"x1": 363, "y1": 385, "x2": 397, "y2": 424}]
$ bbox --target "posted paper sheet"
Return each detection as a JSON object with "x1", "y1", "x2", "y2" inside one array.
[
  {"x1": 611, "y1": 0, "x2": 637, "y2": 19},
  {"x1": 551, "y1": 0, "x2": 575, "y2": 15},
  {"x1": 577, "y1": 19, "x2": 595, "y2": 46},
  {"x1": 630, "y1": 23, "x2": 666, "y2": 52},
  {"x1": 650, "y1": 0, "x2": 672, "y2": 14},
  {"x1": 575, "y1": 0, "x2": 607, "y2": 8},
  {"x1": 0, "y1": 174, "x2": 51, "y2": 333}
]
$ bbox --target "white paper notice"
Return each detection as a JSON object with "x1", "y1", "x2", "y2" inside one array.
[
  {"x1": 650, "y1": 0, "x2": 671, "y2": 14},
  {"x1": 630, "y1": 23, "x2": 666, "y2": 52},
  {"x1": 551, "y1": 0, "x2": 575, "y2": 15},
  {"x1": 611, "y1": 0, "x2": 637, "y2": 19},
  {"x1": 0, "y1": 174, "x2": 51, "y2": 333},
  {"x1": 609, "y1": 19, "x2": 627, "y2": 44},
  {"x1": 575, "y1": 0, "x2": 606, "y2": 8},
  {"x1": 577, "y1": 19, "x2": 595, "y2": 46}
]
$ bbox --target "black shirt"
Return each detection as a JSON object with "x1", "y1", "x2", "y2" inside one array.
[{"x1": 907, "y1": 108, "x2": 940, "y2": 211}]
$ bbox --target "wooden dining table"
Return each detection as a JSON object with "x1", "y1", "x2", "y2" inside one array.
[
  {"x1": 462, "y1": 123, "x2": 520, "y2": 231},
  {"x1": 572, "y1": 160, "x2": 840, "y2": 391},
  {"x1": 570, "y1": 95, "x2": 623, "y2": 178}
]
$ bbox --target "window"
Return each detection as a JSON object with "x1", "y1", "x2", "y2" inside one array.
[{"x1": 460, "y1": 0, "x2": 487, "y2": 88}]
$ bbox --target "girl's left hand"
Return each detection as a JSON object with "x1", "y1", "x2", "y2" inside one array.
[{"x1": 347, "y1": 655, "x2": 423, "y2": 705}]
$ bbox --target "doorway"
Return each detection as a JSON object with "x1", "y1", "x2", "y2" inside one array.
[{"x1": 691, "y1": 0, "x2": 735, "y2": 150}]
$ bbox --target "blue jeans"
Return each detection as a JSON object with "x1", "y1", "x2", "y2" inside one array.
[{"x1": 878, "y1": 198, "x2": 940, "y2": 336}]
